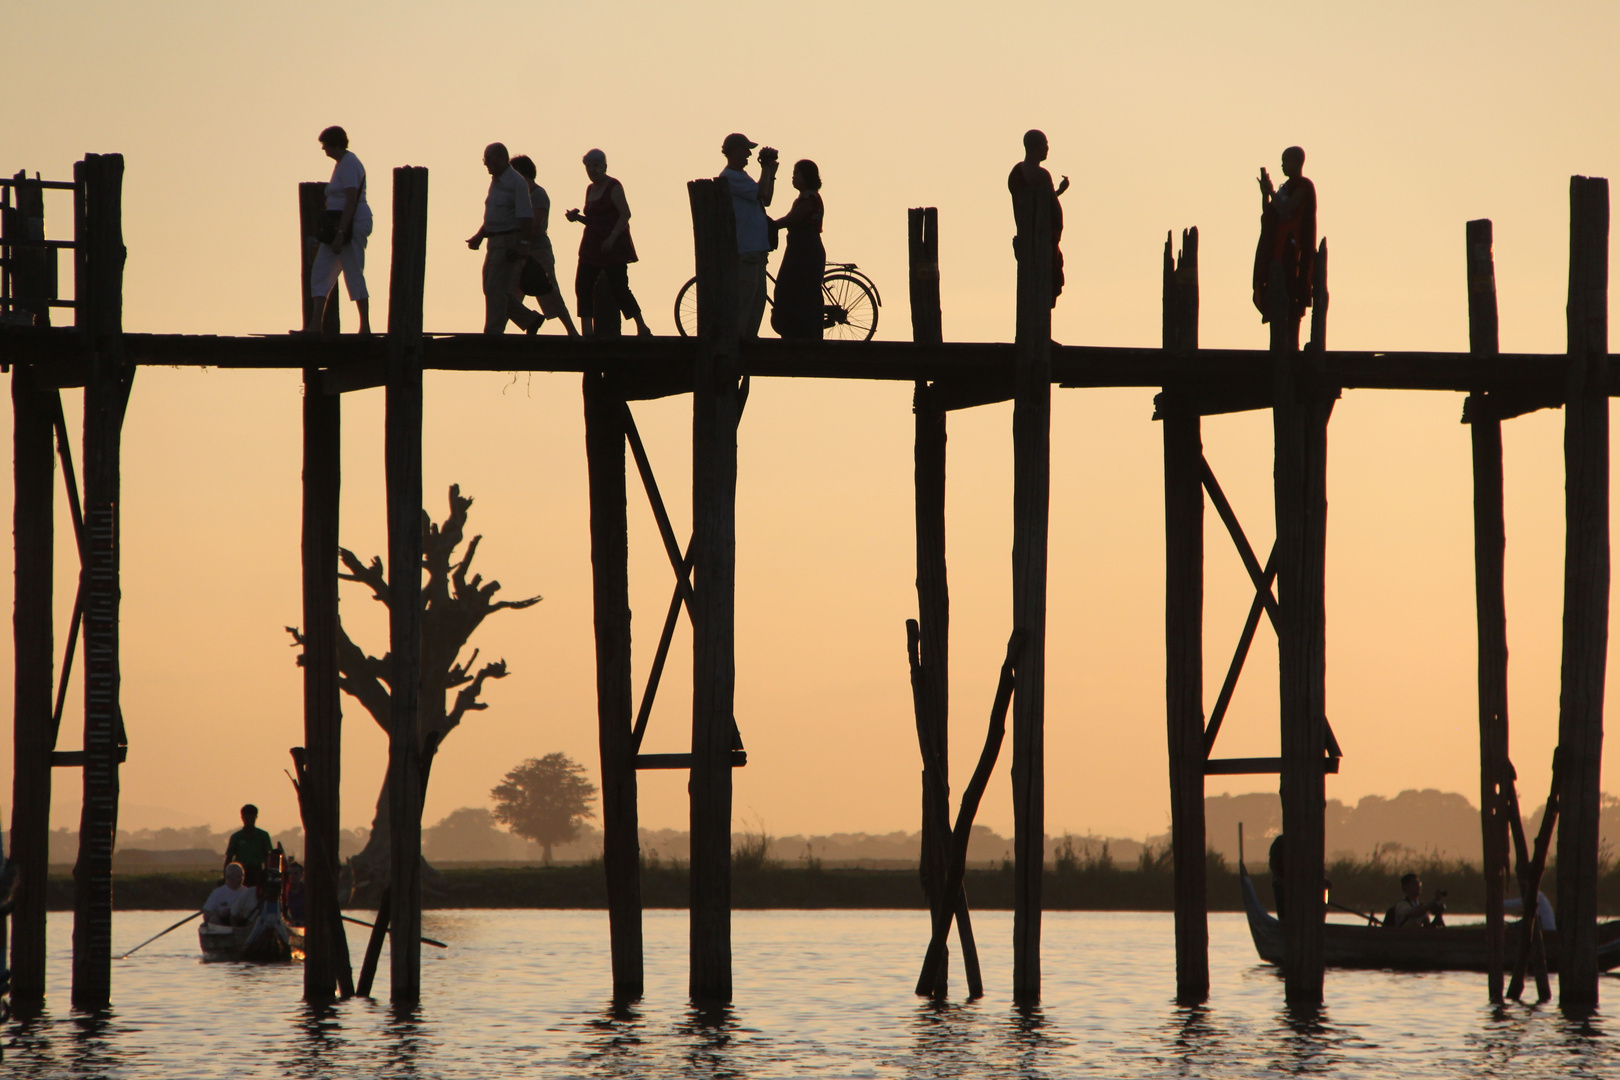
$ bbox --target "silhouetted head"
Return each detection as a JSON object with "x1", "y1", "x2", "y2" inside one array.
[
  {"x1": 240, "y1": 804, "x2": 258, "y2": 827},
  {"x1": 484, "y1": 143, "x2": 510, "y2": 177},
  {"x1": 287, "y1": 862, "x2": 304, "y2": 884},
  {"x1": 224, "y1": 862, "x2": 245, "y2": 888},
  {"x1": 1400, "y1": 872, "x2": 1420, "y2": 900},
  {"x1": 722, "y1": 132, "x2": 756, "y2": 171},
  {"x1": 1281, "y1": 146, "x2": 1305, "y2": 178},
  {"x1": 318, "y1": 126, "x2": 348, "y2": 161},
  {"x1": 1023, "y1": 129, "x2": 1049, "y2": 162},
  {"x1": 793, "y1": 159, "x2": 822, "y2": 192},
  {"x1": 510, "y1": 154, "x2": 537, "y2": 183},
  {"x1": 582, "y1": 149, "x2": 607, "y2": 182}
]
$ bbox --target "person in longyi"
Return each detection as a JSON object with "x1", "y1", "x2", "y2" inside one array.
[
  {"x1": 1251, "y1": 145, "x2": 1316, "y2": 325},
  {"x1": 509, "y1": 154, "x2": 580, "y2": 338},
  {"x1": 224, "y1": 803, "x2": 274, "y2": 887},
  {"x1": 769, "y1": 159, "x2": 826, "y2": 340},
  {"x1": 1008, "y1": 128, "x2": 1068, "y2": 310}
]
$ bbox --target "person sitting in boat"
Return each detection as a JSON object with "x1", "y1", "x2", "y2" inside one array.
[
  {"x1": 284, "y1": 861, "x2": 307, "y2": 927},
  {"x1": 225, "y1": 803, "x2": 274, "y2": 887},
  {"x1": 1504, "y1": 887, "x2": 1555, "y2": 929},
  {"x1": 1385, "y1": 873, "x2": 1447, "y2": 929},
  {"x1": 203, "y1": 862, "x2": 260, "y2": 927}
]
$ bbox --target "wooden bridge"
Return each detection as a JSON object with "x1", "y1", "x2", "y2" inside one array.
[{"x1": 0, "y1": 154, "x2": 1609, "y2": 1016}]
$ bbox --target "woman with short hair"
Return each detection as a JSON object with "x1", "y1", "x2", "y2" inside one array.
[
  {"x1": 305, "y1": 125, "x2": 373, "y2": 334},
  {"x1": 564, "y1": 149, "x2": 651, "y2": 337},
  {"x1": 509, "y1": 155, "x2": 579, "y2": 337}
]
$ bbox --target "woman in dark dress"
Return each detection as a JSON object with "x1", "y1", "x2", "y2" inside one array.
[{"x1": 769, "y1": 159, "x2": 825, "y2": 340}]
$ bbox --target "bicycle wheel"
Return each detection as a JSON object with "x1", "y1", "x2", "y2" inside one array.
[
  {"x1": 674, "y1": 276, "x2": 698, "y2": 337},
  {"x1": 820, "y1": 273, "x2": 879, "y2": 341}
]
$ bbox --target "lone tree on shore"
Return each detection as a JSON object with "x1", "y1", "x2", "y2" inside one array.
[
  {"x1": 288, "y1": 484, "x2": 541, "y2": 885},
  {"x1": 490, "y1": 753, "x2": 598, "y2": 865}
]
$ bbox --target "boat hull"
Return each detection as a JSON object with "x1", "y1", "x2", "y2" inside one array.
[
  {"x1": 199, "y1": 914, "x2": 302, "y2": 963},
  {"x1": 1241, "y1": 870, "x2": 1620, "y2": 973}
]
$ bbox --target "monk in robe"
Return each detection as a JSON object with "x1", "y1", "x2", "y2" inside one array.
[
  {"x1": 1252, "y1": 145, "x2": 1316, "y2": 324},
  {"x1": 1009, "y1": 129, "x2": 1069, "y2": 308}
]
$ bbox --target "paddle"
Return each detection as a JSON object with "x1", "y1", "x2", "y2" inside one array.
[
  {"x1": 340, "y1": 913, "x2": 448, "y2": 949},
  {"x1": 118, "y1": 910, "x2": 204, "y2": 959},
  {"x1": 1328, "y1": 900, "x2": 1381, "y2": 927}
]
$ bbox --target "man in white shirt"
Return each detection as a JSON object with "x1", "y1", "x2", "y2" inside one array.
[
  {"x1": 204, "y1": 862, "x2": 260, "y2": 926},
  {"x1": 466, "y1": 142, "x2": 543, "y2": 335},
  {"x1": 719, "y1": 133, "x2": 778, "y2": 339}
]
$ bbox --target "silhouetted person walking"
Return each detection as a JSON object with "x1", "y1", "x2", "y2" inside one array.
[
  {"x1": 466, "y1": 142, "x2": 544, "y2": 335},
  {"x1": 510, "y1": 154, "x2": 580, "y2": 338},
  {"x1": 769, "y1": 159, "x2": 825, "y2": 340},
  {"x1": 719, "y1": 133, "x2": 778, "y2": 339},
  {"x1": 1251, "y1": 145, "x2": 1316, "y2": 327},
  {"x1": 1009, "y1": 129, "x2": 1068, "y2": 309},
  {"x1": 305, "y1": 126, "x2": 373, "y2": 334},
  {"x1": 565, "y1": 149, "x2": 650, "y2": 337}
]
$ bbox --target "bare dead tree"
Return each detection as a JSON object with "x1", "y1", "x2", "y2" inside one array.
[{"x1": 288, "y1": 484, "x2": 541, "y2": 885}]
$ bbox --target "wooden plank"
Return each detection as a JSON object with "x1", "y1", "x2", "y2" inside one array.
[
  {"x1": 1464, "y1": 218, "x2": 1510, "y2": 1004},
  {"x1": 635, "y1": 751, "x2": 747, "y2": 770},
  {"x1": 584, "y1": 372, "x2": 643, "y2": 999},
  {"x1": 10, "y1": 360, "x2": 53, "y2": 1013},
  {"x1": 71, "y1": 152, "x2": 128, "y2": 1013},
  {"x1": 1273, "y1": 238, "x2": 1333, "y2": 1009},
  {"x1": 1555, "y1": 175, "x2": 1609, "y2": 1012},
  {"x1": 1161, "y1": 227, "x2": 1207, "y2": 1005},
  {"x1": 1010, "y1": 168, "x2": 1052, "y2": 1004},
  {"x1": 1204, "y1": 757, "x2": 1339, "y2": 776},
  {"x1": 687, "y1": 177, "x2": 740, "y2": 1004},
  {"x1": 385, "y1": 165, "x2": 429, "y2": 1007}
]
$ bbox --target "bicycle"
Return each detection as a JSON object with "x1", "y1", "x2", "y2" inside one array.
[{"x1": 673, "y1": 261, "x2": 881, "y2": 341}]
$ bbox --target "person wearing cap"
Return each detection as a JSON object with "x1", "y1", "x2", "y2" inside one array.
[
  {"x1": 465, "y1": 142, "x2": 545, "y2": 335},
  {"x1": 719, "y1": 133, "x2": 778, "y2": 339}
]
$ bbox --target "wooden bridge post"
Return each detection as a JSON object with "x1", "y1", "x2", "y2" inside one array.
[
  {"x1": 687, "y1": 178, "x2": 740, "y2": 1004},
  {"x1": 1272, "y1": 241, "x2": 1331, "y2": 1009},
  {"x1": 584, "y1": 373, "x2": 643, "y2": 999},
  {"x1": 298, "y1": 182, "x2": 350, "y2": 1002},
  {"x1": 1160, "y1": 228, "x2": 1207, "y2": 1004},
  {"x1": 1556, "y1": 175, "x2": 1609, "y2": 1013},
  {"x1": 72, "y1": 152, "x2": 128, "y2": 1012},
  {"x1": 11, "y1": 361, "x2": 54, "y2": 1013},
  {"x1": 908, "y1": 207, "x2": 950, "y2": 993},
  {"x1": 1010, "y1": 172, "x2": 1052, "y2": 1004},
  {"x1": 9, "y1": 168, "x2": 57, "y2": 1014},
  {"x1": 385, "y1": 165, "x2": 429, "y2": 1007},
  {"x1": 1464, "y1": 218, "x2": 1510, "y2": 1003}
]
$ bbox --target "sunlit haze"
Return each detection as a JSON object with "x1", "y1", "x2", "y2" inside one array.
[{"x1": 3, "y1": 2, "x2": 1617, "y2": 846}]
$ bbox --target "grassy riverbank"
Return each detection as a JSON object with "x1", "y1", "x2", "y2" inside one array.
[{"x1": 48, "y1": 850, "x2": 1620, "y2": 914}]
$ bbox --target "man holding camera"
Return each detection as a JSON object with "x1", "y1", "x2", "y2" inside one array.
[
  {"x1": 719, "y1": 132, "x2": 778, "y2": 339},
  {"x1": 1386, "y1": 873, "x2": 1447, "y2": 929}
]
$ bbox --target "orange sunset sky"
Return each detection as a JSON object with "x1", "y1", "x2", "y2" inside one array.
[{"x1": 3, "y1": 2, "x2": 1618, "y2": 844}]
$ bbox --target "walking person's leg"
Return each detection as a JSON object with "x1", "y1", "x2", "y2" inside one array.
[
  {"x1": 739, "y1": 251, "x2": 768, "y2": 339},
  {"x1": 576, "y1": 262, "x2": 599, "y2": 337},
  {"x1": 339, "y1": 235, "x2": 372, "y2": 334},
  {"x1": 307, "y1": 244, "x2": 341, "y2": 332},
  {"x1": 609, "y1": 264, "x2": 651, "y2": 336},
  {"x1": 483, "y1": 239, "x2": 509, "y2": 334}
]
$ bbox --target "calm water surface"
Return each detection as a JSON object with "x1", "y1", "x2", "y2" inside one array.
[{"x1": 3, "y1": 910, "x2": 1612, "y2": 1077}]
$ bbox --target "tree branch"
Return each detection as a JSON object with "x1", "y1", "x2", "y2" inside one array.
[
  {"x1": 442, "y1": 659, "x2": 510, "y2": 736},
  {"x1": 338, "y1": 547, "x2": 390, "y2": 607}
]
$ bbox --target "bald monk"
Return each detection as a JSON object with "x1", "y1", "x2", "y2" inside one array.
[
  {"x1": 1009, "y1": 129, "x2": 1069, "y2": 308},
  {"x1": 1252, "y1": 145, "x2": 1316, "y2": 324}
]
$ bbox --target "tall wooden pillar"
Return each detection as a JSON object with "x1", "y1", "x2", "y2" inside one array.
[
  {"x1": 1555, "y1": 175, "x2": 1609, "y2": 1012},
  {"x1": 385, "y1": 165, "x2": 429, "y2": 1007},
  {"x1": 10, "y1": 168, "x2": 57, "y2": 1014},
  {"x1": 909, "y1": 207, "x2": 950, "y2": 992},
  {"x1": 72, "y1": 152, "x2": 128, "y2": 1012},
  {"x1": 299, "y1": 182, "x2": 349, "y2": 1002},
  {"x1": 687, "y1": 178, "x2": 740, "y2": 1004},
  {"x1": 1272, "y1": 242, "x2": 1331, "y2": 1009},
  {"x1": 11, "y1": 360, "x2": 54, "y2": 1013},
  {"x1": 1010, "y1": 176, "x2": 1052, "y2": 1004},
  {"x1": 584, "y1": 373, "x2": 643, "y2": 999},
  {"x1": 1161, "y1": 228, "x2": 1206, "y2": 1004},
  {"x1": 1464, "y1": 218, "x2": 1510, "y2": 1002}
]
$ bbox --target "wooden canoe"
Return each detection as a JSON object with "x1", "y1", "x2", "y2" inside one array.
[
  {"x1": 198, "y1": 907, "x2": 302, "y2": 963},
  {"x1": 1240, "y1": 865, "x2": 1620, "y2": 973}
]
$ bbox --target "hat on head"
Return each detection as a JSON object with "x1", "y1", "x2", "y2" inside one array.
[{"x1": 722, "y1": 132, "x2": 757, "y2": 153}]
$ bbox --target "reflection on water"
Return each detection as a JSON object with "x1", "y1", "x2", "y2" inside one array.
[{"x1": 1, "y1": 910, "x2": 1611, "y2": 1078}]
